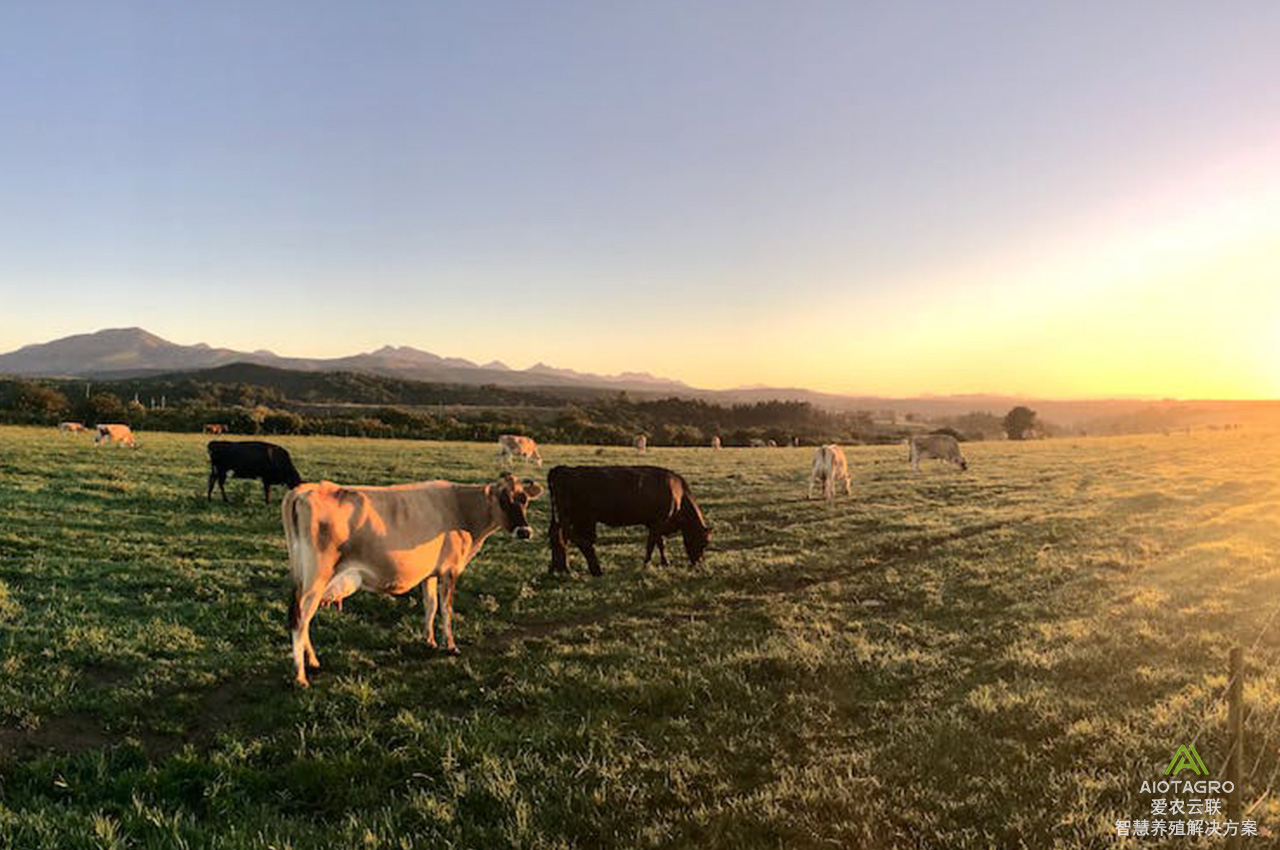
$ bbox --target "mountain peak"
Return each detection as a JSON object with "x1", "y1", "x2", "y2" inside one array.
[{"x1": 0, "y1": 327, "x2": 684, "y2": 391}]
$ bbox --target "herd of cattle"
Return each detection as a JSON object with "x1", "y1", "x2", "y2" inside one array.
[{"x1": 54, "y1": 422, "x2": 968, "y2": 687}]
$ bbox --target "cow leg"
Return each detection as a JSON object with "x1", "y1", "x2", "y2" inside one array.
[
  {"x1": 575, "y1": 538, "x2": 603, "y2": 577},
  {"x1": 422, "y1": 576, "x2": 439, "y2": 648},
  {"x1": 291, "y1": 584, "x2": 326, "y2": 687},
  {"x1": 548, "y1": 516, "x2": 570, "y2": 574},
  {"x1": 442, "y1": 573, "x2": 459, "y2": 654},
  {"x1": 207, "y1": 469, "x2": 217, "y2": 501},
  {"x1": 655, "y1": 534, "x2": 668, "y2": 567},
  {"x1": 263, "y1": 481, "x2": 272, "y2": 505},
  {"x1": 843, "y1": 473, "x2": 852, "y2": 496},
  {"x1": 217, "y1": 472, "x2": 229, "y2": 502},
  {"x1": 644, "y1": 529, "x2": 658, "y2": 566},
  {"x1": 570, "y1": 522, "x2": 602, "y2": 576}
]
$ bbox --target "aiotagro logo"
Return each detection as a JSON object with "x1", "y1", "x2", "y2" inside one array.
[
  {"x1": 1165, "y1": 744, "x2": 1208, "y2": 777},
  {"x1": 1113, "y1": 746, "x2": 1258, "y2": 839}
]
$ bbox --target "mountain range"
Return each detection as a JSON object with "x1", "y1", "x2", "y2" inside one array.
[
  {"x1": 0, "y1": 328, "x2": 691, "y2": 392},
  {"x1": 2, "y1": 328, "x2": 1272, "y2": 429}
]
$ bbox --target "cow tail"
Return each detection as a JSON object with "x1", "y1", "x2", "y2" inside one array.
[{"x1": 283, "y1": 489, "x2": 304, "y2": 630}]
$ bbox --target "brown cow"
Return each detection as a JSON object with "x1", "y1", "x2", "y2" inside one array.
[
  {"x1": 94, "y1": 424, "x2": 137, "y2": 449},
  {"x1": 283, "y1": 474, "x2": 543, "y2": 687},
  {"x1": 497, "y1": 434, "x2": 542, "y2": 467}
]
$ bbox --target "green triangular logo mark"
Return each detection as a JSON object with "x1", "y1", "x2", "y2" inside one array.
[{"x1": 1165, "y1": 744, "x2": 1208, "y2": 776}]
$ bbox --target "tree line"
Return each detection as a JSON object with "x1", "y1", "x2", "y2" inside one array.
[{"x1": 0, "y1": 372, "x2": 1044, "y2": 445}]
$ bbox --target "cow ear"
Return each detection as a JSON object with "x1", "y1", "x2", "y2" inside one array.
[{"x1": 523, "y1": 480, "x2": 544, "y2": 499}]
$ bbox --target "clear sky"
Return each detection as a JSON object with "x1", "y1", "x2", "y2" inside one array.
[{"x1": 2, "y1": 1, "x2": 1278, "y2": 398}]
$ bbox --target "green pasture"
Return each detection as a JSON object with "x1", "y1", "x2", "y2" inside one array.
[{"x1": 2, "y1": 425, "x2": 1280, "y2": 848}]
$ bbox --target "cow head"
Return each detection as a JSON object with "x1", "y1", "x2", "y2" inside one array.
[
  {"x1": 678, "y1": 496, "x2": 711, "y2": 565},
  {"x1": 494, "y1": 473, "x2": 544, "y2": 539}
]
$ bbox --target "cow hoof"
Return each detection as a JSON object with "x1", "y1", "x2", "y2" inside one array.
[
  {"x1": 445, "y1": 646, "x2": 461, "y2": 656},
  {"x1": 294, "y1": 677, "x2": 310, "y2": 689}
]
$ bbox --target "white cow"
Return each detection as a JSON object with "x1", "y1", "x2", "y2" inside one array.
[
  {"x1": 94, "y1": 424, "x2": 137, "y2": 449},
  {"x1": 634, "y1": 434, "x2": 647, "y2": 453},
  {"x1": 58, "y1": 421, "x2": 86, "y2": 434},
  {"x1": 809, "y1": 444, "x2": 851, "y2": 500},
  {"x1": 497, "y1": 434, "x2": 542, "y2": 467},
  {"x1": 710, "y1": 436, "x2": 722, "y2": 450},
  {"x1": 909, "y1": 434, "x2": 967, "y2": 472}
]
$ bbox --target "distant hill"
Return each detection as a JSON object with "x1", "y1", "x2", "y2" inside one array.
[
  {"x1": 3, "y1": 327, "x2": 1274, "y2": 431},
  {"x1": 0, "y1": 327, "x2": 692, "y2": 392}
]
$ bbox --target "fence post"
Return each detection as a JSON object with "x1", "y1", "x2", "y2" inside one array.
[{"x1": 1227, "y1": 646, "x2": 1243, "y2": 850}]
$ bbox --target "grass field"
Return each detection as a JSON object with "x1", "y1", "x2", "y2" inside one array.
[{"x1": 3, "y1": 425, "x2": 1280, "y2": 848}]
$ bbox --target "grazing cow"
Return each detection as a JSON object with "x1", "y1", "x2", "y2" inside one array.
[
  {"x1": 808, "y1": 444, "x2": 851, "y2": 500},
  {"x1": 497, "y1": 434, "x2": 542, "y2": 467},
  {"x1": 909, "y1": 433, "x2": 968, "y2": 472},
  {"x1": 749, "y1": 438, "x2": 767, "y2": 448},
  {"x1": 634, "y1": 434, "x2": 647, "y2": 453},
  {"x1": 710, "y1": 436, "x2": 722, "y2": 450},
  {"x1": 94, "y1": 424, "x2": 136, "y2": 449},
  {"x1": 766, "y1": 439, "x2": 777, "y2": 448},
  {"x1": 207, "y1": 440, "x2": 303, "y2": 504},
  {"x1": 547, "y1": 465, "x2": 710, "y2": 576},
  {"x1": 57, "y1": 422, "x2": 86, "y2": 434},
  {"x1": 203, "y1": 424, "x2": 227, "y2": 435},
  {"x1": 283, "y1": 474, "x2": 543, "y2": 687}
]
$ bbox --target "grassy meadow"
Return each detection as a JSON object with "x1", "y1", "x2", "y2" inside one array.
[{"x1": 2, "y1": 424, "x2": 1280, "y2": 848}]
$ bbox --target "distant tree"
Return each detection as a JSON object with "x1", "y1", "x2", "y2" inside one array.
[
  {"x1": 657, "y1": 424, "x2": 703, "y2": 446},
  {"x1": 1003, "y1": 406, "x2": 1038, "y2": 440},
  {"x1": 81, "y1": 393, "x2": 127, "y2": 424},
  {"x1": 8, "y1": 381, "x2": 70, "y2": 420},
  {"x1": 261, "y1": 410, "x2": 303, "y2": 434}
]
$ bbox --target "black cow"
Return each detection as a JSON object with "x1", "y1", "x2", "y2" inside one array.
[
  {"x1": 547, "y1": 465, "x2": 710, "y2": 576},
  {"x1": 207, "y1": 441, "x2": 303, "y2": 504}
]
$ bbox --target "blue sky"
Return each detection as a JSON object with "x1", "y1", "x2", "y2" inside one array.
[{"x1": 2, "y1": 2, "x2": 1278, "y2": 396}]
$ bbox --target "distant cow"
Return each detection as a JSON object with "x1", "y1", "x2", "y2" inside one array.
[
  {"x1": 58, "y1": 422, "x2": 86, "y2": 434},
  {"x1": 749, "y1": 438, "x2": 767, "y2": 448},
  {"x1": 547, "y1": 465, "x2": 710, "y2": 576},
  {"x1": 809, "y1": 444, "x2": 851, "y2": 500},
  {"x1": 94, "y1": 424, "x2": 136, "y2": 449},
  {"x1": 710, "y1": 436, "x2": 721, "y2": 450},
  {"x1": 909, "y1": 434, "x2": 968, "y2": 472},
  {"x1": 207, "y1": 440, "x2": 303, "y2": 504},
  {"x1": 498, "y1": 434, "x2": 542, "y2": 467},
  {"x1": 634, "y1": 434, "x2": 647, "y2": 453},
  {"x1": 766, "y1": 439, "x2": 777, "y2": 448},
  {"x1": 203, "y1": 424, "x2": 227, "y2": 435},
  {"x1": 283, "y1": 474, "x2": 543, "y2": 687}
]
